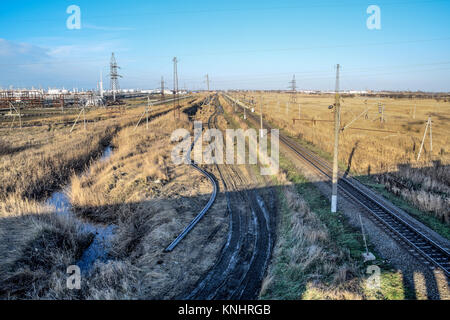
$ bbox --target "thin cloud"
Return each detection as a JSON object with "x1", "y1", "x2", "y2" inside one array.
[
  {"x1": 0, "y1": 38, "x2": 127, "y2": 88},
  {"x1": 83, "y1": 23, "x2": 135, "y2": 31},
  {"x1": 0, "y1": 39, "x2": 51, "y2": 64}
]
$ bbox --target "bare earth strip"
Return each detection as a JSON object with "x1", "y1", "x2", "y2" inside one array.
[{"x1": 185, "y1": 96, "x2": 277, "y2": 300}]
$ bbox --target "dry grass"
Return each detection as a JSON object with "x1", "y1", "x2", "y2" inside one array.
[
  {"x1": 374, "y1": 162, "x2": 449, "y2": 223},
  {"x1": 0, "y1": 107, "x2": 136, "y2": 201},
  {"x1": 0, "y1": 97, "x2": 183, "y2": 128},
  {"x1": 0, "y1": 108, "x2": 126, "y2": 299},
  {"x1": 237, "y1": 92, "x2": 450, "y2": 170},
  {"x1": 219, "y1": 96, "x2": 366, "y2": 299},
  {"x1": 301, "y1": 282, "x2": 363, "y2": 300},
  {"x1": 61, "y1": 107, "x2": 229, "y2": 299},
  {"x1": 0, "y1": 95, "x2": 222, "y2": 299},
  {"x1": 219, "y1": 95, "x2": 407, "y2": 300},
  {"x1": 232, "y1": 92, "x2": 450, "y2": 225},
  {"x1": 259, "y1": 167, "x2": 409, "y2": 300},
  {"x1": 69, "y1": 111, "x2": 192, "y2": 222},
  {"x1": 0, "y1": 197, "x2": 92, "y2": 299},
  {"x1": 0, "y1": 126, "x2": 118, "y2": 200},
  {"x1": 260, "y1": 178, "x2": 364, "y2": 300},
  {"x1": 0, "y1": 97, "x2": 199, "y2": 201}
]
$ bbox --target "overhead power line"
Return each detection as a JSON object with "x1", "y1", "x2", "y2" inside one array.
[
  {"x1": 2, "y1": 39, "x2": 450, "y2": 67},
  {"x1": 11, "y1": 0, "x2": 448, "y2": 23}
]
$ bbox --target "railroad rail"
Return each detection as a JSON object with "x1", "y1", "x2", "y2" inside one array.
[
  {"x1": 164, "y1": 96, "x2": 218, "y2": 252},
  {"x1": 1, "y1": 96, "x2": 195, "y2": 129},
  {"x1": 222, "y1": 93, "x2": 450, "y2": 278}
]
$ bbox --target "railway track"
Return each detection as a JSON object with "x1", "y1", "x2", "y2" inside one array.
[
  {"x1": 222, "y1": 93, "x2": 450, "y2": 278},
  {"x1": 0, "y1": 96, "x2": 194, "y2": 129},
  {"x1": 184, "y1": 95, "x2": 275, "y2": 299}
]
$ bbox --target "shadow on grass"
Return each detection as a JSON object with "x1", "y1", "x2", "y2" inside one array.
[
  {"x1": 0, "y1": 177, "x2": 447, "y2": 300},
  {"x1": 0, "y1": 141, "x2": 42, "y2": 156},
  {"x1": 353, "y1": 161, "x2": 450, "y2": 240}
]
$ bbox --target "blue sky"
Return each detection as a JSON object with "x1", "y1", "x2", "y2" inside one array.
[{"x1": 1, "y1": 0, "x2": 449, "y2": 91}]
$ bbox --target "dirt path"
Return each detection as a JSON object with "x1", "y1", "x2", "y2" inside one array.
[{"x1": 185, "y1": 97, "x2": 277, "y2": 299}]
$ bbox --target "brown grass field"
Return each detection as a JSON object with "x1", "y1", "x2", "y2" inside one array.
[
  {"x1": 230, "y1": 92, "x2": 450, "y2": 230},
  {"x1": 0, "y1": 95, "x2": 212, "y2": 299},
  {"x1": 219, "y1": 94, "x2": 419, "y2": 300}
]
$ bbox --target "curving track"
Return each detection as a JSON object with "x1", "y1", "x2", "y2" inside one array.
[
  {"x1": 222, "y1": 93, "x2": 450, "y2": 279},
  {"x1": 164, "y1": 97, "x2": 218, "y2": 252}
]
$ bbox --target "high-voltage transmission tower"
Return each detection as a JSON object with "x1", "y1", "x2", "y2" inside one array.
[
  {"x1": 289, "y1": 74, "x2": 297, "y2": 105},
  {"x1": 173, "y1": 57, "x2": 179, "y2": 118},
  {"x1": 110, "y1": 53, "x2": 122, "y2": 102},
  {"x1": 206, "y1": 74, "x2": 210, "y2": 92}
]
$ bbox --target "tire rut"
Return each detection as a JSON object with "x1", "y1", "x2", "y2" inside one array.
[{"x1": 185, "y1": 96, "x2": 276, "y2": 300}]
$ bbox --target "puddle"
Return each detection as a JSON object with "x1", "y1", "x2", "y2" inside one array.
[
  {"x1": 46, "y1": 145, "x2": 116, "y2": 274},
  {"x1": 99, "y1": 145, "x2": 113, "y2": 162}
]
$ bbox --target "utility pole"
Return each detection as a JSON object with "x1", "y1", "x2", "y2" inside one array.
[
  {"x1": 134, "y1": 97, "x2": 152, "y2": 131},
  {"x1": 161, "y1": 76, "x2": 165, "y2": 101},
  {"x1": 364, "y1": 100, "x2": 368, "y2": 119},
  {"x1": 83, "y1": 108, "x2": 86, "y2": 130},
  {"x1": 61, "y1": 94, "x2": 64, "y2": 112},
  {"x1": 243, "y1": 93, "x2": 247, "y2": 119},
  {"x1": 331, "y1": 64, "x2": 341, "y2": 213},
  {"x1": 19, "y1": 104, "x2": 22, "y2": 128},
  {"x1": 417, "y1": 117, "x2": 432, "y2": 161},
  {"x1": 429, "y1": 116, "x2": 433, "y2": 155},
  {"x1": 206, "y1": 74, "x2": 210, "y2": 92},
  {"x1": 110, "y1": 53, "x2": 121, "y2": 102},
  {"x1": 260, "y1": 96, "x2": 264, "y2": 137},
  {"x1": 173, "y1": 57, "x2": 178, "y2": 118},
  {"x1": 99, "y1": 70, "x2": 104, "y2": 98},
  {"x1": 379, "y1": 103, "x2": 385, "y2": 123},
  {"x1": 146, "y1": 96, "x2": 149, "y2": 129}
]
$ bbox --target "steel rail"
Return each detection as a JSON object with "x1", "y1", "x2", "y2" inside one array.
[{"x1": 164, "y1": 96, "x2": 218, "y2": 252}]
